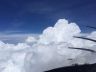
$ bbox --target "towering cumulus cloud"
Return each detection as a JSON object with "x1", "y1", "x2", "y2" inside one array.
[
  {"x1": 39, "y1": 19, "x2": 81, "y2": 44},
  {"x1": 0, "y1": 19, "x2": 96, "y2": 72}
]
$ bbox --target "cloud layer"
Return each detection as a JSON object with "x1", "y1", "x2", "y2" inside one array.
[{"x1": 0, "y1": 19, "x2": 96, "y2": 72}]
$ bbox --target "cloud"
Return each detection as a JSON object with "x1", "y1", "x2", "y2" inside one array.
[
  {"x1": 0, "y1": 33, "x2": 38, "y2": 43},
  {"x1": 25, "y1": 36, "x2": 37, "y2": 43},
  {"x1": 39, "y1": 19, "x2": 81, "y2": 44},
  {"x1": 0, "y1": 19, "x2": 96, "y2": 72}
]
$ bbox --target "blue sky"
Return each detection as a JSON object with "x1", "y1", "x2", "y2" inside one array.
[{"x1": 0, "y1": 0, "x2": 96, "y2": 34}]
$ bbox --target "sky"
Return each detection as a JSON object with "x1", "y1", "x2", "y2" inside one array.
[
  {"x1": 0, "y1": 1, "x2": 96, "y2": 72},
  {"x1": 0, "y1": 0, "x2": 96, "y2": 34}
]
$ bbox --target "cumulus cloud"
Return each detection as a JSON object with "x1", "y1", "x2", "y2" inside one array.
[
  {"x1": 25, "y1": 36, "x2": 37, "y2": 43},
  {"x1": 39, "y1": 19, "x2": 81, "y2": 44},
  {"x1": 0, "y1": 19, "x2": 96, "y2": 72}
]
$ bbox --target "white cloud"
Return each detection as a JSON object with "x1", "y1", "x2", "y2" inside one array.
[
  {"x1": 25, "y1": 36, "x2": 37, "y2": 43},
  {"x1": 39, "y1": 19, "x2": 81, "y2": 44},
  {"x1": 0, "y1": 19, "x2": 96, "y2": 72}
]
